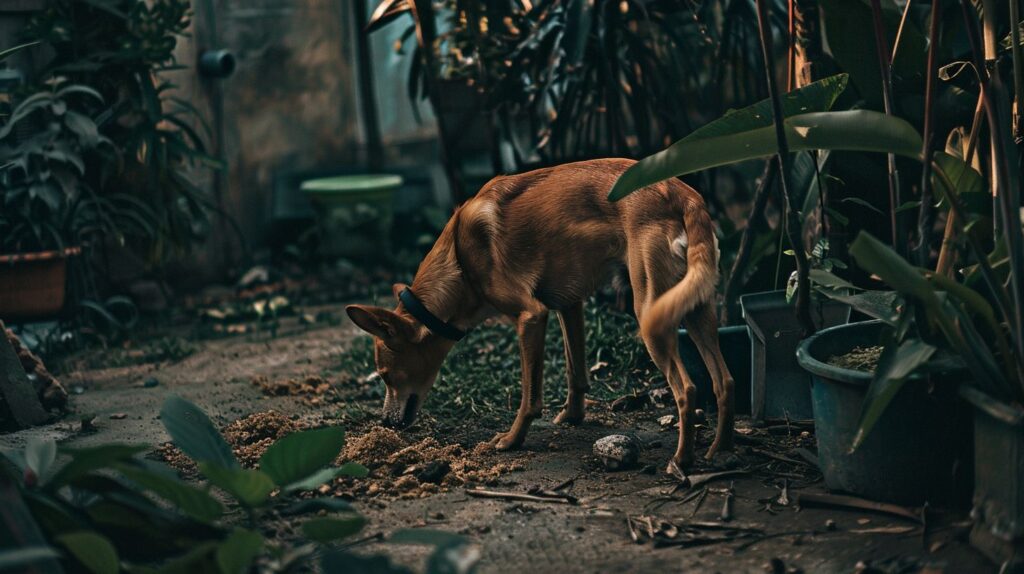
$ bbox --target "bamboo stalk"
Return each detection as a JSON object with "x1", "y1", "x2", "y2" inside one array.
[
  {"x1": 755, "y1": 0, "x2": 815, "y2": 336},
  {"x1": 869, "y1": 0, "x2": 902, "y2": 252},
  {"x1": 915, "y1": 0, "x2": 941, "y2": 266}
]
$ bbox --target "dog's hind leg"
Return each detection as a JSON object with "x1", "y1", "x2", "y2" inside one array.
[
  {"x1": 491, "y1": 305, "x2": 549, "y2": 450},
  {"x1": 554, "y1": 301, "x2": 589, "y2": 425},
  {"x1": 683, "y1": 301, "x2": 735, "y2": 458},
  {"x1": 630, "y1": 236, "x2": 699, "y2": 471}
]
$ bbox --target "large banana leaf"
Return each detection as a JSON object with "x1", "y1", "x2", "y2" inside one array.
[{"x1": 609, "y1": 109, "x2": 923, "y2": 201}]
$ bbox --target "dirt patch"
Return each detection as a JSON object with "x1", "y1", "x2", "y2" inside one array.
[
  {"x1": 251, "y1": 374, "x2": 333, "y2": 405},
  {"x1": 158, "y1": 410, "x2": 307, "y2": 472},
  {"x1": 333, "y1": 426, "x2": 527, "y2": 499},
  {"x1": 827, "y1": 345, "x2": 883, "y2": 372}
]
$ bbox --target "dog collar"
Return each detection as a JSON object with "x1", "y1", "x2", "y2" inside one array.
[{"x1": 399, "y1": 287, "x2": 469, "y2": 342}]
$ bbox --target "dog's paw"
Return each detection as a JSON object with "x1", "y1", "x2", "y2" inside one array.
[
  {"x1": 705, "y1": 449, "x2": 743, "y2": 470},
  {"x1": 553, "y1": 408, "x2": 584, "y2": 426},
  {"x1": 489, "y1": 431, "x2": 523, "y2": 451},
  {"x1": 665, "y1": 453, "x2": 693, "y2": 476}
]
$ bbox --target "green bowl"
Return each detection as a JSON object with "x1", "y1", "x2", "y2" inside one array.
[{"x1": 301, "y1": 174, "x2": 403, "y2": 206}]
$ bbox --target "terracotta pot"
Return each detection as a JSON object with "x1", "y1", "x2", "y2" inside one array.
[{"x1": 0, "y1": 246, "x2": 80, "y2": 320}]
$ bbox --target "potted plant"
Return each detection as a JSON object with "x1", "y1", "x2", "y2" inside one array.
[{"x1": 0, "y1": 80, "x2": 116, "y2": 319}]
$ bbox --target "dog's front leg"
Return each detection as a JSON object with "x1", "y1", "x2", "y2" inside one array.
[{"x1": 491, "y1": 309, "x2": 548, "y2": 450}]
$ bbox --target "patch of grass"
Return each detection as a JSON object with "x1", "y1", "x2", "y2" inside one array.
[{"x1": 338, "y1": 300, "x2": 658, "y2": 426}]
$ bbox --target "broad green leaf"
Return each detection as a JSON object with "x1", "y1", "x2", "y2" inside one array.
[
  {"x1": 0, "y1": 41, "x2": 41, "y2": 62},
  {"x1": 0, "y1": 547, "x2": 61, "y2": 571},
  {"x1": 816, "y1": 289, "x2": 901, "y2": 325},
  {"x1": 609, "y1": 110, "x2": 922, "y2": 201},
  {"x1": 301, "y1": 515, "x2": 367, "y2": 543},
  {"x1": 215, "y1": 528, "x2": 263, "y2": 574},
  {"x1": 160, "y1": 396, "x2": 238, "y2": 469},
  {"x1": 282, "y1": 462, "x2": 368, "y2": 494},
  {"x1": 25, "y1": 437, "x2": 57, "y2": 481},
  {"x1": 852, "y1": 339, "x2": 936, "y2": 450},
  {"x1": 686, "y1": 74, "x2": 848, "y2": 142},
  {"x1": 809, "y1": 269, "x2": 858, "y2": 291},
  {"x1": 114, "y1": 464, "x2": 223, "y2": 522},
  {"x1": 198, "y1": 463, "x2": 274, "y2": 508},
  {"x1": 259, "y1": 427, "x2": 346, "y2": 487},
  {"x1": 55, "y1": 531, "x2": 119, "y2": 574},
  {"x1": 49, "y1": 444, "x2": 148, "y2": 487}
]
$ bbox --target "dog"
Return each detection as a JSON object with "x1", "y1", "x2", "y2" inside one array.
[{"x1": 346, "y1": 158, "x2": 734, "y2": 471}]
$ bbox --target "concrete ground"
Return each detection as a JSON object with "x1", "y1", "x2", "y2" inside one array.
[{"x1": 1, "y1": 304, "x2": 995, "y2": 574}]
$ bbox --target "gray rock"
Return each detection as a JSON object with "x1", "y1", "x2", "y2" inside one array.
[{"x1": 593, "y1": 434, "x2": 641, "y2": 471}]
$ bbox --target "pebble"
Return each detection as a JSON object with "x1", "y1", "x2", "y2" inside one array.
[{"x1": 593, "y1": 434, "x2": 641, "y2": 471}]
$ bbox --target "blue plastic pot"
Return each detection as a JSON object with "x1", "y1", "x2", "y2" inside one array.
[
  {"x1": 678, "y1": 325, "x2": 752, "y2": 414},
  {"x1": 797, "y1": 320, "x2": 972, "y2": 505}
]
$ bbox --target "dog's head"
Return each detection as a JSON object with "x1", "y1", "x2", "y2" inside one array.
[{"x1": 345, "y1": 284, "x2": 452, "y2": 429}]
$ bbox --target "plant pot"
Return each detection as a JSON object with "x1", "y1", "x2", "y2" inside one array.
[
  {"x1": 0, "y1": 247, "x2": 80, "y2": 320},
  {"x1": 301, "y1": 174, "x2": 403, "y2": 261},
  {"x1": 961, "y1": 386, "x2": 1024, "y2": 572},
  {"x1": 797, "y1": 320, "x2": 972, "y2": 505},
  {"x1": 678, "y1": 325, "x2": 752, "y2": 414},
  {"x1": 741, "y1": 290, "x2": 850, "y2": 420}
]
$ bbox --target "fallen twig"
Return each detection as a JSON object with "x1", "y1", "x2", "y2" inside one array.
[
  {"x1": 465, "y1": 488, "x2": 577, "y2": 505},
  {"x1": 797, "y1": 492, "x2": 923, "y2": 523}
]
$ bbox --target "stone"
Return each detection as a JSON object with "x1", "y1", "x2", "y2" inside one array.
[{"x1": 593, "y1": 434, "x2": 641, "y2": 471}]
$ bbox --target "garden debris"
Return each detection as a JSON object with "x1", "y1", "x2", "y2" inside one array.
[
  {"x1": 5, "y1": 325, "x2": 67, "y2": 412},
  {"x1": 797, "y1": 492, "x2": 923, "y2": 523},
  {"x1": 251, "y1": 374, "x2": 333, "y2": 404},
  {"x1": 159, "y1": 410, "x2": 307, "y2": 473},
  {"x1": 626, "y1": 515, "x2": 764, "y2": 548},
  {"x1": 332, "y1": 426, "x2": 526, "y2": 499},
  {"x1": 593, "y1": 434, "x2": 641, "y2": 470},
  {"x1": 610, "y1": 393, "x2": 647, "y2": 412},
  {"x1": 465, "y1": 487, "x2": 577, "y2": 505},
  {"x1": 720, "y1": 481, "x2": 735, "y2": 521}
]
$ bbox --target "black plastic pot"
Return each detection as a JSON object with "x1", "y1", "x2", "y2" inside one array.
[
  {"x1": 962, "y1": 386, "x2": 1024, "y2": 571},
  {"x1": 797, "y1": 320, "x2": 972, "y2": 505},
  {"x1": 678, "y1": 325, "x2": 752, "y2": 414},
  {"x1": 741, "y1": 290, "x2": 850, "y2": 420}
]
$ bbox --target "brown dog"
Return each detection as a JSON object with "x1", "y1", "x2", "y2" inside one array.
[{"x1": 346, "y1": 158, "x2": 734, "y2": 470}]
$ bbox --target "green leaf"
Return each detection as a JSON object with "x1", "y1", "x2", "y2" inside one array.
[
  {"x1": 160, "y1": 396, "x2": 238, "y2": 469},
  {"x1": 215, "y1": 528, "x2": 263, "y2": 574},
  {"x1": 816, "y1": 289, "x2": 901, "y2": 325},
  {"x1": 808, "y1": 269, "x2": 858, "y2": 291},
  {"x1": 114, "y1": 464, "x2": 223, "y2": 522},
  {"x1": 198, "y1": 463, "x2": 274, "y2": 508},
  {"x1": 841, "y1": 197, "x2": 885, "y2": 214},
  {"x1": 282, "y1": 462, "x2": 368, "y2": 494},
  {"x1": 301, "y1": 515, "x2": 367, "y2": 543},
  {"x1": 321, "y1": 551, "x2": 411, "y2": 574},
  {"x1": 609, "y1": 110, "x2": 922, "y2": 201},
  {"x1": 49, "y1": 444, "x2": 148, "y2": 487},
  {"x1": 851, "y1": 339, "x2": 937, "y2": 450},
  {"x1": 25, "y1": 437, "x2": 57, "y2": 481},
  {"x1": 0, "y1": 547, "x2": 61, "y2": 571},
  {"x1": 55, "y1": 531, "x2": 120, "y2": 574},
  {"x1": 259, "y1": 427, "x2": 346, "y2": 487}
]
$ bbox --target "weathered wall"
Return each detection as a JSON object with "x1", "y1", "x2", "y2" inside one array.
[{"x1": 172, "y1": 0, "x2": 364, "y2": 280}]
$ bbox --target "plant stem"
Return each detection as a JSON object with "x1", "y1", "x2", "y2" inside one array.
[
  {"x1": 961, "y1": 0, "x2": 1024, "y2": 396},
  {"x1": 869, "y1": 0, "x2": 902, "y2": 252},
  {"x1": 722, "y1": 159, "x2": 777, "y2": 325},
  {"x1": 755, "y1": 0, "x2": 815, "y2": 336},
  {"x1": 915, "y1": 0, "x2": 941, "y2": 266},
  {"x1": 1011, "y1": 0, "x2": 1024, "y2": 141},
  {"x1": 935, "y1": 94, "x2": 984, "y2": 276}
]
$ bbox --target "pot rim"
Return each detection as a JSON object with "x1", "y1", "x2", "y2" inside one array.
[
  {"x1": 0, "y1": 246, "x2": 81, "y2": 265},
  {"x1": 796, "y1": 320, "x2": 880, "y2": 387}
]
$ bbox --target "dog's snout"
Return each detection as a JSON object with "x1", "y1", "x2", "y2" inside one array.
[{"x1": 382, "y1": 394, "x2": 419, "y2": 430}]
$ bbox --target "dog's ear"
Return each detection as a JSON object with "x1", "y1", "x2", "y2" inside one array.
[
  {"x1": 346, "y1": 305, "x2": 413, "y2": 342},
  {"x1": 392, "y1": 282, "x2": 410, "y2": 301}
]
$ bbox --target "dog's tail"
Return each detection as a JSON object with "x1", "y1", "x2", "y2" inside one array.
[{"x1": 641, "y1": 195, "x2": 719, "y2": 339}]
